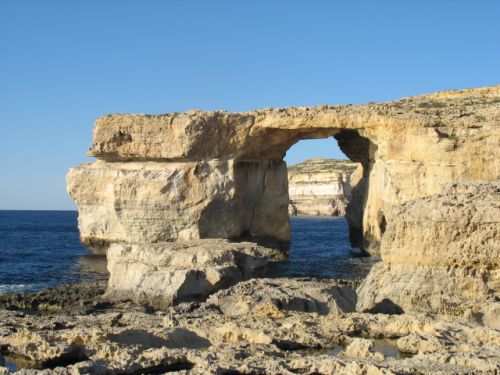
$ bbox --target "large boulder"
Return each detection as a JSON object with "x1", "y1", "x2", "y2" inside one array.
[{"x1": 105, "y1": 240, "x2": 285, "y2": 309}]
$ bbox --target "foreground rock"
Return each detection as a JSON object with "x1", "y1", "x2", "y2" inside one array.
[
  {"x1": 357, "y1": 182, "x2": 500, "y2": 321},
  {"x1": 207, "y1": 278, "x2": 357, "y2": 316},
  {"x1": 1, "y1": 278, "x2": 499, "y2": 374},
  {"x1": 288, "y1": 158, "x2": 360, "y2": 216},
  {"x1": 106, "y1": 240, "x2": 285, "y2": 309}
]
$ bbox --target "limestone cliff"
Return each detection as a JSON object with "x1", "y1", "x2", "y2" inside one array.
[
  {"x1": 356, "y1": 182, "x2": 500, "y2": 317},
  {"x1": 67, "y1": 85, "x2": 500, "y2": 310},
  {"x1": 287, "y1": 158, "x2": 360, "y2": 216},
  {"x1": 72, "y1": 85, "x2": 500, "y2": 255}
]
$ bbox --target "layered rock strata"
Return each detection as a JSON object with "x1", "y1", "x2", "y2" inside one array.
[
  {"x1": 70, "y1": 85, "x2": 500, "y2": 255},
  {"x1": 68, "y1": 160, "x2": 290, "y2": 254},
  {"x1": 288, "y1": 158, "x2": 360, "y2": 216}
]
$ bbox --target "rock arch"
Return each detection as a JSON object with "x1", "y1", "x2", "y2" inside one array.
[{"x1": 68, "y1": 86, "x2": 500, "y2": 311}]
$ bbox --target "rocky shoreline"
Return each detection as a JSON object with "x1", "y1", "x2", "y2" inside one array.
[
  {"x1": 2, "y1": 86, "x2": 498, "y2": 374},
  {"x1": 1, "y1": 276, "x2": 499, "y2": 374}
]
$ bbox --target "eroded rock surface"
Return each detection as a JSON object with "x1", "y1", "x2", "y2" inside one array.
[
  {"x1": 69, "y1": 85, "x2": 500, "y2": 256},
  {"x1": 1, "y1": 278, "x2": 499, "y2": 374},
  {"x1": 68, "y1": 160, "x2": 290, "y2": 254},
  {"x1": 288, "y1": 158, "x2": 360, "y2": 216},
  {"x1": 106, "y1": 240, "x2": 285, "y2": 309},
  {"x1": 66, "y1": 86, "x2": 500, "y2": 312},
  {"x1": 357, "y1": 182, "x2": 500, "y2": 319},
  {"x1": 207, "y1": 278, "x2": 357, "y2": 316}
]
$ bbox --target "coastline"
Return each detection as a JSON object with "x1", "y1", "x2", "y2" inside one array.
[{"x1": 1, "y1": 277, "x2": 498, "y2": 374}]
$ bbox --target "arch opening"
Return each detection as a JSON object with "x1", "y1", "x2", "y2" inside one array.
[
  {"x1": 262, "y1": 130, "x2": 379, "y2": 280},
  {"x1": 228, "y1": 129, "x2": 378, "y2": 258}
]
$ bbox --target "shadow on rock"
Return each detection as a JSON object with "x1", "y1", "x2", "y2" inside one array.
[{"x1": 364, "y1": 298, "x2": 404, "y2": 315}]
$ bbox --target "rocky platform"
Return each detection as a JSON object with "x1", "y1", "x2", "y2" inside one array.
[{"x1": 0, "y1": 278, "x2": 499, "y2": 375}]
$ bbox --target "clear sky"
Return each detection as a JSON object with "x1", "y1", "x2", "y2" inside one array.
[{"x1": 0, "y1": 1, "x2": 499, "y2": 210}]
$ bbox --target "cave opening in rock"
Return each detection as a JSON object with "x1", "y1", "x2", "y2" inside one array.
[{"x1": 266, "y1": 132, "x2": 377, "y2": 280}]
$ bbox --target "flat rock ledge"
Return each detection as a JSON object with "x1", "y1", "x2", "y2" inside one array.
[{"x1": 1, "y1": 278, "x2": 499, "y2": 374}]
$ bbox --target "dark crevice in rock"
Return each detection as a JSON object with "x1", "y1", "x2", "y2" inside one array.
[
  {"x1": 378, "y1": 212, "x2": 387, "y2": 235},
  {"x1": 273, "y1": 339, "x2": 312, "y2": 351},
  {"x1": 364, "y1": 298, "x2": 405, "y2": 315},
  {"x1": 133, "y1": 360, "x2": 194, "y2": 374},
  {"x1": 4, "y1": 345, "x2": 88, "y2": 370}
]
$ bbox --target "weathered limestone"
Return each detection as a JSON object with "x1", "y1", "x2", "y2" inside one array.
[
  {"x1": 106, "y1": 240, "x2": 285, "y2": 309},
  {"x1": 357, "y1": 182, "x2": 500, "y2": 319},
  {"x1": 70, "y1": 85, "x2": 500, "y2": 255},
  {"x1": 207, "y1": 278, "x2": 356, "y2": 316},
  {"x1": 1, "y1": 279, "x2": 500, "y2": 374},
  {"x1": 288, "y1": 158, "x2": 360, "y2": 216},
  {"x1": 67, "y1": 85, "x2": 500, "y2": 310},
  {"x1": 68, "y1": 160, "x2": 290, "y2": 254}
]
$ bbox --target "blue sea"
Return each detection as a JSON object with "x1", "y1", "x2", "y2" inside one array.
[
  {"x1": 268, "y1": 216, "x2": 378, "y2": 279},
  {"x1": 0, "y1": 211, "x2": 376, "y2": 295},
  {"x1": 0, "y1": 211, "x2": 107, "y2": 294}
]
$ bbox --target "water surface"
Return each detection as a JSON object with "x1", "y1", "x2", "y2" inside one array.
[
  {"x1": 0, "y1": 212, "x2": 376, "y2": 294},
  {"x1": 0, "y1": 210, "x2": 107, "y2": 294},
  {"x1": 268, "y1": 216, "x2": 377, "y2": 279}
]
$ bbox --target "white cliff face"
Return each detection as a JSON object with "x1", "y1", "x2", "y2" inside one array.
[{"x1": 287, "y1": 158, "x2": 360, "y2": 216}]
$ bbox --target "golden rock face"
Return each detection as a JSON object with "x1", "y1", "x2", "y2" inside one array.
[
  {"x1": 68, "y1": 85, "x2": 500, "y2": 310},
  {"x1": 357, "y1": 181, "x2": 500, "y2": 315},
  {"x1": 78, "y1": 85, "x2": 500, "y2": 253}
]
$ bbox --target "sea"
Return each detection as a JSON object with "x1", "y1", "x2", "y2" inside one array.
[
  {"x1": 0, "y1": 210, "x2": 107, "y2": 294},
  {"x1": 0, "y1": 211, "x2": 378, "y2": 295}
]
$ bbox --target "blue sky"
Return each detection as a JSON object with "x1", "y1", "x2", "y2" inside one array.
[{"x1": 1, "y1": 1, "x2": 499, "y2": 210}]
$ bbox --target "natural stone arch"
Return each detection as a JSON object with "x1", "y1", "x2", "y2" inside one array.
[
  {"x1": 70, "y1": 112, "x2": 390, "y2": 255},
  {"x1": 275, "y1": 128, "x2": 376, "y2": 251},
  {"x1": 81, "y1": 88, "x2": 500, "y2": 256},
  {"x1": 67, "y1": 85, "x2": 500, "y2": 310}
]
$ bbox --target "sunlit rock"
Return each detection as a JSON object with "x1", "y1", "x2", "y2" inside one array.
[
  {"x1": 67, "y1": 85, "x2": 500, "y2": 310},
  {"x1": 288, "y1": 158, "x2": 360, "y2": 216},
  {"x1": 105, "y1": 240, "x2": 285, "y2": 309},
  {"x1": 357, "y1": 182, "x2": 500, "y2": 316}
]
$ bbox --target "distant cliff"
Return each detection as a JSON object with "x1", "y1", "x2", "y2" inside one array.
[{"x1": 288, "y1": 158, "x2": 360, "y2": 216}]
